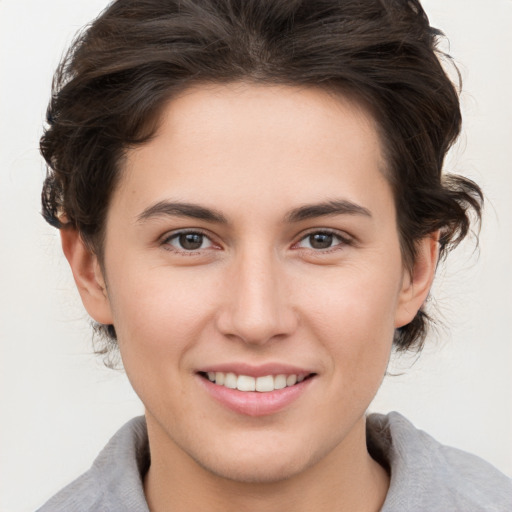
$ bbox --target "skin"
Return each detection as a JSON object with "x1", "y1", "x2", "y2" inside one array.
[{"x1": 62, "y1": 82, "x2": 438, "y2": 512}]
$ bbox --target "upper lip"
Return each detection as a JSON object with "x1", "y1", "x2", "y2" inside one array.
[{"x1": 196, "y1": 362, "x2": 316, "y2": 378}]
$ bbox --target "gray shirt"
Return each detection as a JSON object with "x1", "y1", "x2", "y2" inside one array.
[{"x1": 36, "y1": 412, "x2": 512, "y2": 511}]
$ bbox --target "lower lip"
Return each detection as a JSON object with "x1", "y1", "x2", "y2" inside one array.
[{"x1": 198, "y1": 375, "x2": 314, "y2": 417}]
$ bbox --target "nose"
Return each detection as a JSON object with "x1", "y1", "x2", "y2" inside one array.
[{"x1": 215, "y1": 249, "x2": 298, "y2": 346}]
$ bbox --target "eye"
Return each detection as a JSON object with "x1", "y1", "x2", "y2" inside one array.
[
  {"x1": 163, "y1": 231, "x2": 215, "y2": 252},
  {"x1": 295, "y1": 230, "x2": 350, "y2": 251}
]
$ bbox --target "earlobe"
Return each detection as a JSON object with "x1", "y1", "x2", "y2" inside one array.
[
  {"x1": 60, "y1": 227, "x2": 114, "y2": 325},
  {"x1": 394, "y1": 232, "x2": 440, "y2": 328}
]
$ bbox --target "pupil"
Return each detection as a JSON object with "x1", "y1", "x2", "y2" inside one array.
[
  {"x1": 180, "y1": 233, "x2": 203, "y2": 250},
  {"x1": 310, "y1": 233, "x2": 333, "y2": 249}
]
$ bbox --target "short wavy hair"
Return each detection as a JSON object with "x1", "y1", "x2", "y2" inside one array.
[{"x1": 40, "y1": 0, "x2": 483, "y2": 360}]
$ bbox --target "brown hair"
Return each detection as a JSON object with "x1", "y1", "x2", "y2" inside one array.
[{"x1": 40, "y1": 0, "x2": 483, "y2": 356}]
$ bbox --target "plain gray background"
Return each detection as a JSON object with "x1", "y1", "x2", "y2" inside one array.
[{"x1": 1, "y1": 1, "x2": 511, "y2": 510}]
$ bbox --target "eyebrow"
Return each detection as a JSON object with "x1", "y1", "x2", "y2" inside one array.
[
  {"x1": 137, "y1": 201, "x2": 228, "y2": 224},
  {"x1": 284, "y1": 199, "x2": 372, "y2": 223},
  {"x1": 136, "y1": 199, "x2": 372, "y2": 224}
]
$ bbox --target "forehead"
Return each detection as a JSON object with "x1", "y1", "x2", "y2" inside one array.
[
  {"x1": 113, "y1": 82, "x2": 392, "y2": 224},
  {"x1": 152, "y1": 82, "x2": 382, "y2": 164}
]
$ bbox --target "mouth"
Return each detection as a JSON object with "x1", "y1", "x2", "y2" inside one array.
[
  {"x1": 196, "y1": 368, "x2": 317, "y2": 416},
  {"x1": 198, "y1": 371, "x2": 315, "y2": 392}
]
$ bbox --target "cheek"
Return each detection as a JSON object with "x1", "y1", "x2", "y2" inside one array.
[
  {"x1": 300, "y1": 261, "x2": 401, "y2": 334},
  {"x1": 107, "y1": 265, "x2": 219, "y2": 361},
  {"x1": 297, "y1": 264, "x2": 399, "y2": 376},
  {"x1": 106, "y1": 267, "x2": 221, "y2": 415}
]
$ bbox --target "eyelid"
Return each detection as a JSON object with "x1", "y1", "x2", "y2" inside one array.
[
  {"x1": 292, "y1": 228, "x2": 354, "y2": 251},
  {"x1": 160, "y1": 228, "x2": 219, "y2": 253},
  {"x1": 158, "y1": 227, "x2": 354, "y2": 254}
]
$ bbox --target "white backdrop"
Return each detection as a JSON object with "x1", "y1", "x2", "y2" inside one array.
[{"x1": 1, "y1": 1, "x2": 511, "y2": 511}]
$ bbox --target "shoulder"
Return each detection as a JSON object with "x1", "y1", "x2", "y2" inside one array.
[
  {"x1": 367, "y1": 412, "x2": 512, "y2": 512},
  {"x1": 36, "y1": 416, "x2": 150, "y2": 512}
]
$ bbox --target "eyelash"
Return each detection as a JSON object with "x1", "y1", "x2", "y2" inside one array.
[
  {"x1": 293, "y1": 229, "x2": 353, "y2": 253},
  {"x1": 161, "y1": 229, "x2": 217, "y2": 255},
  {"x1": 161, "y1": 228, "x2": 353, "y2": 255}
]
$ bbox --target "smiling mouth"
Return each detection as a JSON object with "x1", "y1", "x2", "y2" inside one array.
[{"x1": 198, "y1": 371, "x2": 315, "y2": 392}]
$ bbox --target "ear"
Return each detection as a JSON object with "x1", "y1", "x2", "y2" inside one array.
[
  {"x1": 60, "y1": 227, "x2": 114, "y2": 325},
  {"x1": 394, "y1": 232, "x2": 439, "y2": 328}
]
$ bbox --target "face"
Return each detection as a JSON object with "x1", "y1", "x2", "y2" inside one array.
[{"x1": 69, "y1": 83, "x2": 434, "y2": 483}]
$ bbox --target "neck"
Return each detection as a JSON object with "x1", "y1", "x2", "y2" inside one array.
[{"x1": 143, "y1": 413, "x2": 389, "y2": 512}]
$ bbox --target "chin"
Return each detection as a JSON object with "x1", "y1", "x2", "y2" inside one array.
[
  {"x1": 198, "y1": 456, "x2": 309, "y2": 484},
  {"x1": 188, "y1": 437, "x2": 322, "y2": 485}
]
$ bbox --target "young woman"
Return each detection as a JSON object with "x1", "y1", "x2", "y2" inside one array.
[{"x1": 36, "y1": 0, "x2": 511, "y2": 510}]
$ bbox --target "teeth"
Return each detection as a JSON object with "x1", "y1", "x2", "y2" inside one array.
[
  {"x1": 286, "y1": 374, "x2": 297, "y2": 386},
  {"x1": 237, "y1": 375, "x2": 256, "y2": 391},
  {"x1": 274, "y1": 374, "x2": 287, "y2": 389},
  {"x1": 205, "y1": 371, "x2": 309, "y2": 392},
  {"x1": 255, "y1": 375, "x2": 274, "y2": 392},
  {"x1": 224, "y1": 372, "x2": 237, "y2": 389}
]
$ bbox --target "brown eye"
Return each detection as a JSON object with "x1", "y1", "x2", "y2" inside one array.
[
  {"x1": 296, "y1": 231, "x2": 349, "y2": 251},
  {"x1": 179, "y1": 233, "x2": 204, "y2": 250},
  {"x1": 309, "y1": 233, "x2": 334, "y2": 249},
  {"x1": 165, "y1": 231, "x2": 213, "y2": 251}
]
